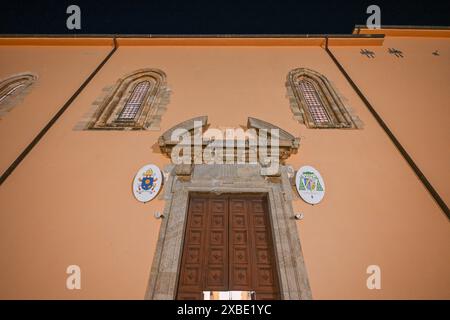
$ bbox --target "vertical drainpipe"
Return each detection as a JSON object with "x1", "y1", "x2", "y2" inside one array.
[
  {"x1": 0, "y1": 37, "x2": 118, "y2": 185},
  {"x1": 323, "y1": 36, "x2": 449, "y2": 219}
]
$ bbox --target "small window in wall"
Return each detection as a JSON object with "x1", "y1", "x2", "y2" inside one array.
[
  {"x1": 0, "y1": 73, "x2": 37, "y2": 118},
  {"x1": 297, "y1": 79, "x2": 331, "y2": 125},
  {"x1": 116, "y1": 81, "x2": 151, "y2": 121},
  {"x1": 87, "y1": 68, "x2": 170, "y2": 130},
  {"x1": 286, "y1": 68, "x2": 361, "y2": 129}
]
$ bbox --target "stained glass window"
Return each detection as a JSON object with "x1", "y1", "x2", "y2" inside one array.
[
  {"x1": 0, "y1": 73, "x2": 36, "y2": 119},
  {"x1": 87, "y1": 69, "x2": 169, "y2": 130},
  {"x1": 0, "y1": 83, "x2": 26, "y2": 104},
  {"x1": 297, "y1": 79, "x2": 330, "y2": 124},
  {"x1": 287, "y1": 68, "x2": 358, "y2": 129},
  {"x1": 117, "y1": 81, "x2": 151, "y2": 121}
]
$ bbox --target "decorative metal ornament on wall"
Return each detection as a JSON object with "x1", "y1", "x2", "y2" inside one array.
[
  {"x1": 295, "y1": 165, "x2": 325, "y2": 205},
  {"x1": 132, "y1": 164, "x2": 163, "y2": 203}
]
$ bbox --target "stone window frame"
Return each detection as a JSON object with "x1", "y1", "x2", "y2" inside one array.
[
  {"x1": 145, "y1": 164, "x2": 312, "y2": 300},
  {"x1": 87, "y1": 68, "x2": 170, "y2": 130},
  {"x1": 286, "y1": 68, "x2": 359, "y2": 129},
  {"x1": 0, "y1": 73, "x2": 37, "y2": 118}
]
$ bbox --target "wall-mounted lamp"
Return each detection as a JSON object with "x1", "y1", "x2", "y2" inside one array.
[
  {"x1": 154, "y1": 211, "x2": 165, "y2": 219},
  {"x1": 294, "y1": 213, "x2": 304, "y2": 220}
]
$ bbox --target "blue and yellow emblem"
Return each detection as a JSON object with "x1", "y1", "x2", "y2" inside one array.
[
  {"x1": 141, "y1": 170, "x2": 154, "y2": 190},
  {"x1": 138, "y1": 169, "x2": 158, "y2": 194},
  {"x1": 133, "y1": 164, "x2": 164, "y2": 203}
]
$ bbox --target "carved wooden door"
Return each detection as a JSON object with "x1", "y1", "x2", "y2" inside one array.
[{"x1": 176, "y1": 194, "x2": 280, "y2": 300}]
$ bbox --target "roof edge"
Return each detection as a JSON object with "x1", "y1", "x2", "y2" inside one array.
[
  {"x1": 0, "y1": 33, "x2": 384, "y2": 39},
  {"x1": 0, "y1": 34, "x2": 385, "y2": 47},
  {"x1": 353, "y1": 25, "x2": 450, "y2": 37}
]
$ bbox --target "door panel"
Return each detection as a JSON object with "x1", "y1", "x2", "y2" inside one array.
[
  {"x1": 176, "y1": 197, "x2": 209, "y2": 300},
  {"x1": 248, "y1": 198, "x2": 279, "y2": 299},
  {"x1": 205, "y1": 198, "x2": 228, "y2": 291},
  {"x1": 176, "y1": 194, "x2": 280, "y2": 300},
  {"x1": 229, "y1": 198, "x2": 252, "y2": 291}
]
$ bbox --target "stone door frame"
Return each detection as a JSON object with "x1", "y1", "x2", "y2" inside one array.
[{"x1": 144, "y1": 164, "x2": 312, "y2": 300}]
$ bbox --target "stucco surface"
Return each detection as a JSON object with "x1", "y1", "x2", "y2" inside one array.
[
  {"x1": 0, "y1": 45, "x2": 112, "y2": 175},
  {"x1": 331, "y1": 36, "x2": 450, "y2": 205},
  {"x1": 0, "y1": 42, "x2": 448, "y2": 299}
]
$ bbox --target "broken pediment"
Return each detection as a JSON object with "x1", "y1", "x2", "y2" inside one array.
[
  {"x1": 247, "y1": 117, "x2": 300, "y2": 149},
  {"x1": 158, "y1": 116, "x2": 300, "y2": 164}
]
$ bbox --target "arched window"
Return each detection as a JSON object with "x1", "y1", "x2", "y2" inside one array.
[
  {"x1": 286, "y1": 68, "x2": 359, "y2": 129},
  {"x1": 88, "y1": 69, "x2": 170, "y2": 130},
  {"x1": 297, "y1": 79, "x2": 331, "y2": 125},
  {"x1": 117, "y1": 81, "x2": 151, "y2": 121},
  {"x1": 0, "y1": 73, "x2": 37, "y2": 118}
]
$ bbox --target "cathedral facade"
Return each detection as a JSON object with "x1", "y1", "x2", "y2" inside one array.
[{"x1": 0, "y1": 26, "x2": 449, "y2": 299}]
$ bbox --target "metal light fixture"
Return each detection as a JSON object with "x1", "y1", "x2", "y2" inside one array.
[
  {"x1": 294, "y1": 213, "x2": 304, "y2": 220},
  {"x1": 154, "y1": 211, "x2": 165, "y2": 219}
]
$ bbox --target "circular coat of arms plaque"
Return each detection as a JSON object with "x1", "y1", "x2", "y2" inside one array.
[
  {"x1": 295, "y1": 165, "x2": 325, "y2": 205},
  {"x1": 132, "y1": 164, "x2": 163, "y2": 203}
]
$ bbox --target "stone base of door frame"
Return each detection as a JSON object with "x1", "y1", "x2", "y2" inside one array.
[{"x1": 145, "y1": 164, "x2": 312, "y2": 300}]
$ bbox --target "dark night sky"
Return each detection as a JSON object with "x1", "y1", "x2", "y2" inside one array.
[{"x1": 0, "y1": 0, "x2": 449, "y2": 35}]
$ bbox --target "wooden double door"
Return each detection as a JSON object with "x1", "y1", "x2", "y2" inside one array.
[{"x1": 176, "y1": 194, "x2": 280, "y2": 300}]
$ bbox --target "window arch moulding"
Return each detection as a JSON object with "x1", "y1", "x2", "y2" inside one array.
[
  {"x1": 0, "y1": 73, "x2": 37, "y2": 119},
  {"x1": 83, "y1": 68, "x2": 171, "y2": 131},
  {"x1": 286, "y1": 68, "x2": 363, "y2": 129}
]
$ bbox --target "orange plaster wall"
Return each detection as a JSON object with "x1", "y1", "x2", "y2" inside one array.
[
  {"x1": 0, "y1": 44, "x2": 113, "y2": 176},
  {"x1": 330, "y1": 36, "x2": 450, "y2": 205},
  {"x1": 0, "y1": 42, "x2": 448, "y2": 299}
]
